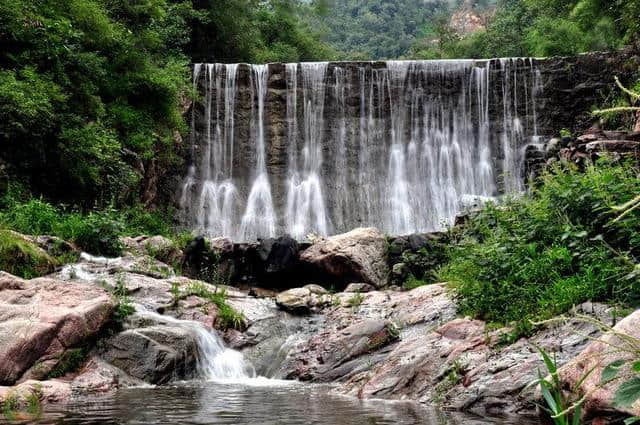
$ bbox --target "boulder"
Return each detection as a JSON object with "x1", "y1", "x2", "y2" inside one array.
[
  {"x1": 558, "y1": 309, "x2": 640, "y2": 418},
  {"x1": 257, "y1": 235, "x2": 300, "y2": 276},
  {"x1": 120, "y1": 235, "x2": 183, "y2": 266},
  {"x1": 344, "y1": 283, "x2": 375, "y2": 293},
  {"x1": 299, "y1": 227, "x2": 389, "y2": 288},
  {"x1": 281, "y1": 319, "x2": 400, "y2": 382},
  {"x1": 100, "y1": 324, "x2": 199, "y2": 385},
  {"x1": 275, "y1": 285, "x2": 331, "y2": 314},
  {"x1": 0, "y1": 273, "x2": 115, "y2": 385}
]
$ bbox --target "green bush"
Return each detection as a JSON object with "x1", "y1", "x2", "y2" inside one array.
[
  {"x1": 440, "y1": 159, "x2": 640, "y2": 333},
  {"x1": 0, "y1": 185, "x2": 176, "y2": 256}
]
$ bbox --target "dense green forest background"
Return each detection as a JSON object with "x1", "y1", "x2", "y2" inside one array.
[{"x1": 0, "y1": 0, "x2": 638, "y2": 216}]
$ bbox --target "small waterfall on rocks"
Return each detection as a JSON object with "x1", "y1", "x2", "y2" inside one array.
[
  {"x1": 180, "y1": 59, "x2": 542, "y2": 241},
  {"x1": 134, "y1": 306, "x2": 256, "y2": 381}
]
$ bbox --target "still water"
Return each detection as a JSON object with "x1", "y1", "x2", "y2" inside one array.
[{"x1": 29, "y1": 381, "x2": 540, "y2": 425}]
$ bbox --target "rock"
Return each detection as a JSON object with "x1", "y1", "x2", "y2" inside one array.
[
  {"x1": 0, "y1": 379, "x2": 72, "y2": 407},
  {"x1": 625, "y1": 131, "x2": 640, "y2": 142},
  {"x1": 281, "y1": 319, "x2": 400, "y2": 382},
  {"x1": 100, "y1": 324, "x2": 199, "y2": 385},
  {"x1": 340, "y1": 302, "x2": 615, "y2": 417},
  {"x1": 0, "y1": 230, "x2": 58, "y2": 278},
  {"x1": 546, "y1": 137, "x2": 562, "y2": 152},
  {"x1": 208, "y1": 237, "x2": 234, "y2": 256},
  {"x1": 257, "y1": 235, "x2": 299, "y2": 276},
  {"x1": 0, "y1": 273, "x2": 115, "y2": 385},
  {"x1": 392, "y1": 263, "x2": 407, "y2": 278},
  {"x1": 120, "y1": 235, "x2": 182, "y2": 266},
  {"x1": 299, "y1": 227, "x2": 389, "y2": 288},
  {"x1": 31, "y1": 235, "x2": 78, "y2": 258},
  {"x1": 585, "y1": 140, "x2": 640, "y2": 153},
  {"x1": 275, "y1": 287, "x2": 331, "y2": 314},
  {"x1": 558, "y1": 309, "x2": 640, "y2": 418},
  {"x1": 275, "y1": 284, "x2": 456, "y2": 382},
  {"x1": 344, "y1": 283, "x2": 375, "y2": 293}
]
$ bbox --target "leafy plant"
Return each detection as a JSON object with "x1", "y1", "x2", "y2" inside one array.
[
  {"x1": 440, "y1": 159, "x2": 640, "y2": 335},
  {"x1": 535, "y1": 346, "x2": 595, "y2": 425}
]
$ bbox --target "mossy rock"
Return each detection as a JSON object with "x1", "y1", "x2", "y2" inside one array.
[{"x1": 0, "y1": 230, "x2": 58, "y2": 278}]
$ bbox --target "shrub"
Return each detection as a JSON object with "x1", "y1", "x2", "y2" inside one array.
[{"x1": 440, "y1": 159, "x2": 640, "y2": 333}]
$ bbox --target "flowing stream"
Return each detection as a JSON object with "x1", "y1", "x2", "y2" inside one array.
[{"x1": 180, "y1": 59, "x2": 542, "y2": 241}]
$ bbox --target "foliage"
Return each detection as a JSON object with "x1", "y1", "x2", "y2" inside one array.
[
  {"x1": 535, "y1": 346, "x2": 592, "y2": 425},
  {"x1": 190, "y1": 0, "x2": 337, "y2": 63},
  {"x1": 0, "y1": 229, "x2": 57, "y2": 278},
  {"x1": 0, "y1": 185, "x2": 174, "y2": 256},
  {"x1": 399, "y1": 241, "x2": 451, "y2": 287},
  {"x1": 2, "y1": 392, "x2": 18, "y2": 421},
  {"x1": 412, "y1": 0, "x2": 640, "y2": 59},
  {"x1": 112, "y1": 273, "x2": 134, "y2": 323},
  {"x1": 305, "y1": 0, "x2": 455, "y2": 59},
  {"x1": 347, "y1": 291, "x2": 364, "y2": 308},
  {"x1": 0, "y1": 0, "x2": 194, "y2": 207},
  {"x1": 593, "y1": 77, "x2": 640, "y2": 131},
  {"x1": 440, "y1": 159, "x2": 640, "y2": 333},
  {"x1": 184, "y1": 281, "x2": 246, "y2": 330},
  {"x1": 47, "y1": 348, "x2": 87, "y2": 379}
]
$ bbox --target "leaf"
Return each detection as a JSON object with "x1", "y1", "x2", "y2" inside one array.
[
  {"x1": 624, "y1": 417, "x2": 640, "y2": 425},
  {"x1": 572, "y1": 402, "x2": 582, "y2": 425},
  {"x1": 634, "y1": 361, "x2": 640, "y2": 374},
  {"x1": 614, "y1": 377, "x2": 640, "y2": 408},
  {"x1": 602, "y1": 360, "x2": 627, "y2": 384}
]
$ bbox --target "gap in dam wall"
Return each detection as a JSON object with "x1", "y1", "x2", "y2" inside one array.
[{"x1": 177, "y1": 52, "x2": 636, "y2": 241}]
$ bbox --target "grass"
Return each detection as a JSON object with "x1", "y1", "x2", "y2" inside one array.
[
  {"x1": 0, "y1": 229, "x2": 57, "y2": 278},
  {"x1": 403, "y1": 274, "x2": 428, "y2": 290},
  {"x1": 0, "y1": 183, "x2": 177, "y2": 256},
  {"x1": 47, "y1": 348, "x2": 87, "y2": 379},
  {"x1": 112, "y1": 274, "x2": 135, "y2": 323},
  {"x1": 183, "y1": 281, "x2": 246, "y2": 330},
  {"x1": 2, "y1": 392, "x2": 18, "y2": 421},
  {"x1": 439, "y1": 159, "x2": 640, "y2": 337},
  {"x1": 347, "y1": 291, "x2": 364, "y2": 308}
]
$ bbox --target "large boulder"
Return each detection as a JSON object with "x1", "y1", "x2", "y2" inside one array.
[
  {"x1": 100, "y1": 322, "x2": 199, "y2": 385},
  {"x1": 0, "y1": 273, "x2": 115, "y2": 385},
  {"x1": 558, "y1": 309, "x2": 640, "y2": 419},
  {"x1": 299, "y1": 227, "x2": 389, "y2": 288},
  {"x1": 281, "y1": 319, "x2": 400, "y2": 382}
]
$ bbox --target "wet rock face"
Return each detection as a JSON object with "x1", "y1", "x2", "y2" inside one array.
[{"x1": 0, "y1": 272, "x2": 115, "y2": 385}]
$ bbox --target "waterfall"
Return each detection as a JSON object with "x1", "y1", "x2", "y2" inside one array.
[
  {"x1": 181, "y1": 59, "x2": 542, "y2": 241},
  {"x1": 240, "y1": 64, "x2": 277, "y2": 240},
  {"x1": 134, "y1": 305, "x2": 256, "y2": 381}
]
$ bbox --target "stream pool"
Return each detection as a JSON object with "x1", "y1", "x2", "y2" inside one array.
[{"x1": 29, "y1": 381, "x2": 540, "y2": 425}]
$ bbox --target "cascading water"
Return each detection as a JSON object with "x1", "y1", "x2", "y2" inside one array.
[
  {"x1": 134, "y1": 306, "x2": 255, "y2": 381},
  {"x1": 181, "y1": 59, "x2": 542, "y2": 241}
]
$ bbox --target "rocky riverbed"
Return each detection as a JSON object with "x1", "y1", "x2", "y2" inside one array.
[{"x1": 0, "y1": 228, "x2": 639, "y2": 424}]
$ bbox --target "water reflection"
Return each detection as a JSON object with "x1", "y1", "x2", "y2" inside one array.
[{"x1": 37, "y1": 382, "x2": 539, "y2": 425}]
